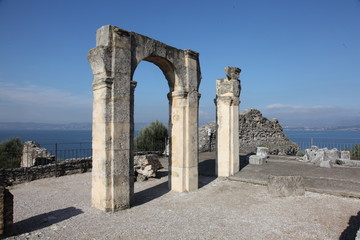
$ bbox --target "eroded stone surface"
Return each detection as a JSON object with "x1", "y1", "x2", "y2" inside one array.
[
  {"x1": 21, "y1": 141, "x2": 54, "y2": 167},
  {"x1": 267, "y1": 175, "x2": 305, "y2": 197},
  {"x1": 249, "y1": 155, "x2": 266, "y2": 165},
  {"x1": 215, "y1": 67, "x2": 241, "y2": 177},
  {"x1": 88, "y1": 25, "x2": 201, "y2": 211},
  {"x1": 199, "y1": 109, "x2": 298, "y2": 155}
]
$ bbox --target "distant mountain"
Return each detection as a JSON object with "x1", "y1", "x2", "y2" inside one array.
[
  {"x1": 283, "y1": 125, "x2": 360, "y2": 131},
  {"x1": 0, "y1": 122, "x2": 164, "y2": 131},
  {"x1": 0, "y1": 122, "x2": 92, "y2": 130}
]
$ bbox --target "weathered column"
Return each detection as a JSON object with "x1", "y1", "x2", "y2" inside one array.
[
  {"x1": 88, "y1": 25, "x2": 133, "y2": 212},
  {"x1": 168, "y1": 90, "x2": 200, "y2": 192},
  {"x1": 215, "y1": 67, "x2": 241, "y2": 177},
  {"x1": 168, "y1": 50, "x2": 200, "y2": 192}
]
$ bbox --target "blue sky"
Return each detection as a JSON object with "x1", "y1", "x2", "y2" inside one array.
[{"x1": 0, "y1": 0, "x2": 359, "y2": 127}]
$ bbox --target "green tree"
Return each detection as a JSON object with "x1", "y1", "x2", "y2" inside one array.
[
  {"x1": 0, "y1": 138, "x2": 23, "y2": 169},
  {"x1": 351, "y1": 144, "x2": 360, "y2": 160},
  {"x1": 136, "y1": 121, "x2": 168, "y2": 152}
]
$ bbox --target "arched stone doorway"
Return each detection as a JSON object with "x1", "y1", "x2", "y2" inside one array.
[{"x1": 88, "y1": 25, "x2": 201, "y2": 212}]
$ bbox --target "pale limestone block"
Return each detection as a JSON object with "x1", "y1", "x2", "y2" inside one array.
[
  {"x1": 267, "y1": 175, "x2": 305, "y2": 197},
  {"x1": 249, "y1": 155, "x2": 266, "y2": 165}
]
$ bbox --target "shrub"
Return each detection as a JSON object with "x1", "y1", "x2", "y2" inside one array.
[
  {"x1": 296, "y1": 150, "x2": 305, "y2": 157},
  {"x1": 135, "y1": 121, "x2": 168, "y2": 152},
  {"x1": 351, "y1": 144, "x2": 360, "y2": 160},
  {"x1": 0, "y1": 138, "x2": 23, "y2": 169}
]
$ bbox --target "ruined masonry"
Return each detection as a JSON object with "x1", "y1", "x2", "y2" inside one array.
[
  {"x1": 215, "y1": 67, "x2": 241, "y2": 177},
  {"x1": 88, "y1": 25, "x2": 201, "y2": 212}
]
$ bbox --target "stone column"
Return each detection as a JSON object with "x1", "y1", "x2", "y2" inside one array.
[
  {"x1": 168, "y1": 90, "x2": 199, "y2": 192},
  {"x1": 89, "y1": 25, "x2": 133, "y2": 212},
  {"x1": 215, "y1": 67, "x2": 241, "y2": 177}
]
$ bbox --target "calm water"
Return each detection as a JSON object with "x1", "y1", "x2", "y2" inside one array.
[
  {"x1": 1, "y1": 129, "x2": 359, "y2": 152},
  {"x1": 284, "y1": 130, "x2": 360, "y2": 150}
]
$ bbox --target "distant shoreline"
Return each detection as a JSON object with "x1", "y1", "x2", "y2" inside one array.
[{"x1": 1, "y1": 123, "x2": 359, "y2": 131}]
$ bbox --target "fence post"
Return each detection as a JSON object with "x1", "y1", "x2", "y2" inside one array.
[{"x1": 55, "y1": 143, "x2": 58, "y2": 177}]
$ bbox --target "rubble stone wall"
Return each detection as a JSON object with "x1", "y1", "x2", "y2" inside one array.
[
  {"x1": 199, "y1": 109, "x2": 298, "y2": 155},
  {"x1": 0, "y1": 158, "x2": 92, "y2": 186}
]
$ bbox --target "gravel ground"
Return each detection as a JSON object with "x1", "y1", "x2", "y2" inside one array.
[{"x1": 5, "y1": 171, "x2": 360, "y2": 240}]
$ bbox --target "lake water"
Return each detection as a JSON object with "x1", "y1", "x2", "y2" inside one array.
[{"x1": 1, "y1": 129, "x2": 359, "y2": 154}]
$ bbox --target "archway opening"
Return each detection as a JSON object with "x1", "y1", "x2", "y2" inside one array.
[{"x1": 131, "y1": 60, "x2": 171, "y2": 206}]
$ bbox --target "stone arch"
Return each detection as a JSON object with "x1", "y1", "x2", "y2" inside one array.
[{"x1": 88, "y1": 25, "x2": 201, "y2": 212}]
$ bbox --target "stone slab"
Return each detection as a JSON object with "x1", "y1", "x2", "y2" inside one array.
[
  {"x1": 249, "y1": 155, "x2": 266, "y2": 165},
  {"x1": 267, "y1": 175, "x2": 305, "y2": 197}
]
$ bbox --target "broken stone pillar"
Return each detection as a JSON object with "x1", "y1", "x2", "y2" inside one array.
[{"x1": 215, "y1": 67, "x2": 241, "y2": 177}]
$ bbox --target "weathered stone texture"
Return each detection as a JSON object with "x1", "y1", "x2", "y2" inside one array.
[
  {"x1": 21, "y1": 141, "x2": 55, "y2": 167},
  {"x1": 249, "y1": 155, "x2": 266, "y2": 165},
  {"x1": 0, "y1": 158, "x2": 92, "y2": 186},
  {"x1": 267, "y1": 175, "x2": 305, "y2": 197},
  {"x1": 215, "y1": 67, "x2": 241, "y2": 177},
  {"x1": 89, "y1": 25, "x2": 201, "y2": 211},
  {"x1": 134, "y1": 154, "x2": 163, "y2": 178},
  {"x1": 199, "y1": 109, "x2": 298, "y2": 155}
]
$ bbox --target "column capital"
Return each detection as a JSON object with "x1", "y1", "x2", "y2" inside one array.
[{"x1": 167, "y1": 90, "x2": 188, "y2": 100}]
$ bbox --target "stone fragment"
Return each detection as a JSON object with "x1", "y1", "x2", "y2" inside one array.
[
  {"x1": 325, "y1": 148, "x2": 340, "y2": 163},
  {"x1": 341, "y1": 151, "x2": 351, "y2": 160},
  {"x1": 256, "y1": 147, "x2": 268, "y2": 158},
  {"x1": 134, "y1": 154, "x2": 163, "y2": 178},
  {"x1": 320, "y1": 160, "x2": 332, "y2": 168},
  {"x1": 312, "y1": 149, "x2": 325, "y2": 165},
  {"x1": 21, "y1": 141, "x2": 55, "y2": 167},
  {"x1": 267, "y1": 175, "x2": 305, "y2": 197},
  {"x1": 249, "y1": 155, "x2": 266, "y2": 165}
]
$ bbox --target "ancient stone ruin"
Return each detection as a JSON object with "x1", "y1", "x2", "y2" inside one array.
[
  {"x1": 88, "y1": 25, "x2": 201, "y2": 212},
  {"x1": 199, "y1": 109, "x2": 298, "y2": 155},
  {"x1": 21, "y1": 141, "x2": 55, "y2": 167},
  {"x1": 134, "y1": 154, "x2": 163, "y2": 181},
  {"x1": 300, "y1": 146, "x2": 360, "y2": 168},
  {"x1": 215, "y1": 67, "x2": 241, "y2": 177}
]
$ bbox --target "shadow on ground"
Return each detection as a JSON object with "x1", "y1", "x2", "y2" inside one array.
[
  {"x1": 13, "y1": 207, "x2": 83, "y2": 236},
  {"x1": 132, "y1": 181, "x2": 170, "y2": 207},
  {"x1": 198, "y1": 158, "x2": 217, "y2": 188},
  {"x1": 339, "y1": 211, "x2": 360, "y2": 240}
]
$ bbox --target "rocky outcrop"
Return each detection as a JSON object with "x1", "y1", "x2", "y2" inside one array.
[
  {"x1": 21, "y1": 141, "x2": 55, "y2": 167},
  {"x1": 199, "y1": 109, "x2": 299, "y2": 155}
]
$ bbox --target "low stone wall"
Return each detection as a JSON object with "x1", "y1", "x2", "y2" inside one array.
[
  {"x1": 0, "y1": 157, "x2": 92, "y2": 186},
  {"x1": 0, "y1": 186, "x2": 13, "y2": 237}
]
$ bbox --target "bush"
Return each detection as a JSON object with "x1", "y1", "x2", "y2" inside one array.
[
  {"x1": 351, "y1": 144, "x2": 360, "y2": 160},
  {"x1": 0, "y1": 138, "x2": 23, "y2": 169},
  {"x1": 136, "y1": 121, "x2": 168, "y2": 152}
]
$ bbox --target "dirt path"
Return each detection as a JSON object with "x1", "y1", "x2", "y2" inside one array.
[{"x1": 5, "y1": 171, "x2": 360, "y2": 240}]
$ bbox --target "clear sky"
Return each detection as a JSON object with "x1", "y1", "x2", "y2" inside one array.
[{"x1": 0, "y1": 0, "x2": 359, "y2": 127}]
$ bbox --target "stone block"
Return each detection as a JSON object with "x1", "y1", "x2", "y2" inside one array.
[
  {"x1": 256, "y1": 147, "x2": 269, "y2": 158},
  {"x1": 341, "y1": 151, "x2": 351, "y2": 160},
  {"x1": 267, "y1": 175, "x2": 305, "y2": 197},
  {"x1": 249, "y1": 155, "x2": 266, "y2": 165},
  {"x1": 320, "y1": 160, "x2": 332, "y2": 168},
  {"x1": 324, "y1": 148, "x2": 339, "y2": 163}
]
